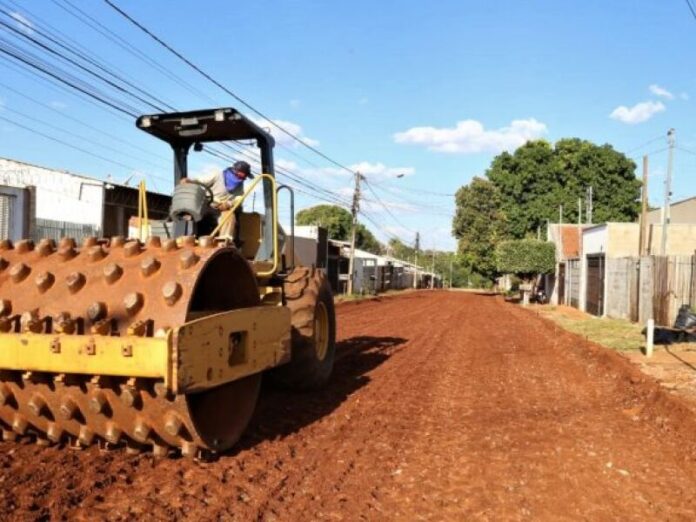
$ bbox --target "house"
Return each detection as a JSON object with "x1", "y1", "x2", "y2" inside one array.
[
  {"x1": 646, "y1": 195, "x2": 696, "y2": 225},
  {"x1": 580, "y1": 222, "x2": 696, "y2": 317},
  {"x1": 546, "y1": 224, "x2": 587, "y2": 307},
  {"x1": 0, "y1": 157, "x2": 170, "y2": 242}
]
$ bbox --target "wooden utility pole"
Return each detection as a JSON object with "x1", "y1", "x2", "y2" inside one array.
[
  {"x1": 431, "y1": 246, "x2": 436, "y2": 289},
  {"x1": 449, "y1": 256, "x2": 453, "y2": 289},
  {"x1": 413, "y1": 232, "x2": 420, "y2": 289},
  {"x1": 660, "y1": 129, "x2": 675, "y2": 256},
  {"x1": 639, "y1": 155, "x2": 649, "y2": 256},
  {"x1": 347, "y1": 171, "x2": 363, "y2": 295}
]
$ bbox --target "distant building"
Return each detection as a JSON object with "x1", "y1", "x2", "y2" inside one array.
[
  {"x1": 647, "y1": 196, "x2": 696, "y2": 225},
  {"x1": 0, "y1": 157, "x2": 170, "y2": 242},
  {"x1": 548, "y1": 218, "x2": 696, "y2": 317}
]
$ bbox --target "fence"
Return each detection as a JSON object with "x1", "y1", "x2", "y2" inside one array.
[
  {"x1": 605, "y1": 255, "x2": 696, "y2": 326},
  {"x1": 32, "y1": 218, "x2": 101, "y2": 243}
]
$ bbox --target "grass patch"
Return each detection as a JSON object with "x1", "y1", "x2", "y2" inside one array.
[{"x1": 538, "y1": 306, "x2": 645, "y2": 352}]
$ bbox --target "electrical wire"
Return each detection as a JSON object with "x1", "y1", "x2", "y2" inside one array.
[{"x1": 103, "y1": 0, "x2": 359, "y2": 177}]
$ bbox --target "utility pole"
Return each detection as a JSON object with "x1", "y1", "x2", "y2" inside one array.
[
  {"x1": 347, "y1": 171, "x2": 363, "y2": 294},
  {"x1": 661, "y1": 129, "x2": 675, "y2": 256},
  {"x1": 586, "y1": 186, "x2": 593, "y2": 224},
  {"x1": 431, "y1": 245, "x2": 436, "y2": 289},
  {"x1": 449, "y1": 256, "x2": 453, "y2": 289},
  {"x1": 413, "y1": 231, "x2": 420, "y2": 289},
  {"x1": 558, "y1": 204, "x2": 563, "y2": 264},
  {"x1": 639, "y1": 155, "x2": 649, "y2": 256}
]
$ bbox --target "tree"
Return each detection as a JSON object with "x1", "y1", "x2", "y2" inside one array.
[
  {"x1": 295, "y1": 204, "x2": 382, "y2": 254},
  {"x1": 452, "y1": 177, "x2": 506, "y2": 283},
  {"x1": 487, "y1": 139, "x2": 640, "y2": 238},
  {"x1": 495, "y1": 239, "x2": 555, "y2": 304},
  {"x1": 296, "y1": 205, "x2": 352, "y2": 240}
]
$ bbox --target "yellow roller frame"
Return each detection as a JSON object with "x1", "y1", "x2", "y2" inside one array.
[
  {"x1": 211, "y1": 173, "x2": 280, "y2": 277},
  {"x1": 0, "y1": 305, "x2": 291, "y2": 395}
]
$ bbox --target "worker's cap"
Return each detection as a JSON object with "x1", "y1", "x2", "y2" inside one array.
[{"x1": 231, "y1": 160, "x2": 254, "y2": 178}]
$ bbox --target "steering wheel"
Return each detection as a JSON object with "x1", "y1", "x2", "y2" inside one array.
[{"x1": 187, "y1": 179, "x2": 215, "y2": 206}]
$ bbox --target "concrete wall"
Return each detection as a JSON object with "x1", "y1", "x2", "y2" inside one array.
[
  {"x1": 647, "y1": 197, "x2": 696, "y2": 224},
  {"x1": 582, "y1": 225, "x2": 607, "y2": 255},
  {"x1": 0, "y1": 159, "x2": 103, "y2": 229},
  {"x1": 607, "y1": 223, "x2": 640, "y2": 257},
  {"x1": 646, "y1": 224, "x2": 696, "y2": 255}
]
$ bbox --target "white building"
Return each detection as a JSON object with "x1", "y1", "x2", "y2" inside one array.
[{"x1": 0, "y1": 157, "x2": 104, "y2": 240}]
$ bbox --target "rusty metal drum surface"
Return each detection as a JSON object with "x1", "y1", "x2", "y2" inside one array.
[{"x1": 0, "y1": 236, "x2": 262, "y2": 457}]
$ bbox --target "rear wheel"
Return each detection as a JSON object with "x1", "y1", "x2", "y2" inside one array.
[{"x1": 270, "y1": 267, "x2": 336, "y2": 390}]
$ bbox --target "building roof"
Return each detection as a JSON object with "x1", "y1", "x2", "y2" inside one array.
[{"x1": 0, "y1": 156, "x2": 171, "y2": 197}]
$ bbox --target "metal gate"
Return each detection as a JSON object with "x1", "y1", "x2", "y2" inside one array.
[
  {"x1": 0, "y1": 193, "x2": 14, "y2": 240},
  {"x1": 558, "y1": 263, "x2": 566, "y2": 305},
  {"x1": 586, "y1": 254, "x2": 605, "y2": 316}
]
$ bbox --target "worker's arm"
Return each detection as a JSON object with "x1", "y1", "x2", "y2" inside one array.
[{"x1": 180, "y1": 171, "x2": 217, "y2": 186}]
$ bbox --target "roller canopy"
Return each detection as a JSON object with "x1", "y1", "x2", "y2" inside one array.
[{"x1": 136, "y1": 107, "x2": 275, "y2": 149}]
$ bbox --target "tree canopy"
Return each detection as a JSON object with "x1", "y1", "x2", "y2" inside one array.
[
  {"x1": 452, "y1": 177, "x2": 506, "y2": 282},
  {"x1": 495, "y1": 239, "x2": 555, "y2": 280},
  {"x1": 486, "y1": 139, "x2": 640, "y2": 238},
  {"x1": 296, "y1": 204, "x2": 382, "y2": 254},
  {"x1": 452, "y1": 138, "x2": 640, "y2": 281}
]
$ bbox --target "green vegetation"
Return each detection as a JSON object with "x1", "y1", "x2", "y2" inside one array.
[
  {"x1": 495, "y1": 239, "x2": 555, "y2": 282},
  {"x1": 296, "y1": 204, "x2": 381, "y2": 254},
  {"x1": 452, "y1": 138, "x2": 640, "y2": 281},
  {"x1": 452, "y1": 177, "x2": 506, "y2": 283},
  {"x1": 539, "y1": 308, "x2": 644, "y2": 352}
]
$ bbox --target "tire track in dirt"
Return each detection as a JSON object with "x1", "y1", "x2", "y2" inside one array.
[{"x1": 3, "y1": 292, "x2": 696, "y2": 520}]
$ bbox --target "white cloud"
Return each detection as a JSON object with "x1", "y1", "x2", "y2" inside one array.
[
  {"x1": 649, "y1": 84, "x2": 674, "y2": 100},
  {"x1": 393, "y1": 118, "x2": 547, "y2": 154},
  {"x1": 252, "y1": 118, "x2": 319, "y2": 148},
  {"x1": 609, "y1": 100, "x2": 665, "y2": 124},
  {"x1": 10, "y1": 12, "x2": 34, "y2": 35},
  {"x1": 315, "y1": 161, "x2": 415, "y2": 180}
]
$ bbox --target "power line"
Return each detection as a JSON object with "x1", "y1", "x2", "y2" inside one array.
[
  {"x1": 0, "y1": 113, "x2": 143, "y2": 171},
  {"x1": 0, "y1": 38, "x2": 137, "y2": 116},
  {"x1": 103, "y1": 0, "x2": 359, "y2": 177},
  {"x1": 52, "y1": 0, "x2": 217, "y2": 105},
  {"x1": 685, "y1": 0, "x2": 696, "y2": 20}
]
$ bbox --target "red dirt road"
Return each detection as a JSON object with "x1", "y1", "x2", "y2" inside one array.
[{"x1": 3, "y1": 291, "x2": 696, "y2": 520}]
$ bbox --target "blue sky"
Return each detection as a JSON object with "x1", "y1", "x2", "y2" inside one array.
[{"x1": 1, "y1": 0, "x2": 695, "y2": 251}]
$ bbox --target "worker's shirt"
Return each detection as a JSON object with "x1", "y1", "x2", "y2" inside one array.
[{"x1": 194, "y1": 171, "x2": 245, "y2": 206}]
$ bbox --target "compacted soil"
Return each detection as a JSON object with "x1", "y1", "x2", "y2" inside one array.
[{"x1": 3, "y1": 291, "x2": 696, "y2": 520}]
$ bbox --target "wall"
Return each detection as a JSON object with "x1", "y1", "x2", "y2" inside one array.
[
  {"x1": 603, "y1": 255, "x2": 696, "y2": 326},
  {"x1": 647, "y1": 197, "x2": 696, "y2": 225},
  {"x1": 0, "y1": 159, "x2": 103, "y2": 229},
  {"x1": 606, "y1": 223, "x2": 640, "y2": 257},
  {"x1": 646, "y1": 224, "x2": 696, "y2": 255},
  {"x1": 582, "y1": 225, "x2": 607, "y2": 255}
]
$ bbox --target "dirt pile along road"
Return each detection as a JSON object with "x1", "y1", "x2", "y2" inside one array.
[{"x1": 3, "y1": 291, "x2": 696, "y2": 520}]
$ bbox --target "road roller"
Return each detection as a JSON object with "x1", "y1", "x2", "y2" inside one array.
[{"x1": 0, "y1": 108, "x2": 336, "y2": 457}]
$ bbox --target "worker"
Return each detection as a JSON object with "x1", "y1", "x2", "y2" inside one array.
[{"x1": 181, "y1": 160, "x2": 253, "y2": 238}]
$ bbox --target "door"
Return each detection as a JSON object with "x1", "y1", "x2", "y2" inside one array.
[
  {"x1": 558, "y1": 263, "x2": 566, "y2": 305},
  {"x1": 586, "y1": 255, "x2": 605, "y2": 316}
]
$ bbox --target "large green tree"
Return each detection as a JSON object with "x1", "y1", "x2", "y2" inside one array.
[
  {"x1": 452, "y1": 177, "x2": 506, "y2": 282},
  {"x1": 296, "y1": 204, "x2": 382, "y2": 254},
  {"x1": 487, "y1": 139, "x2": 640, "y2": 238}
]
